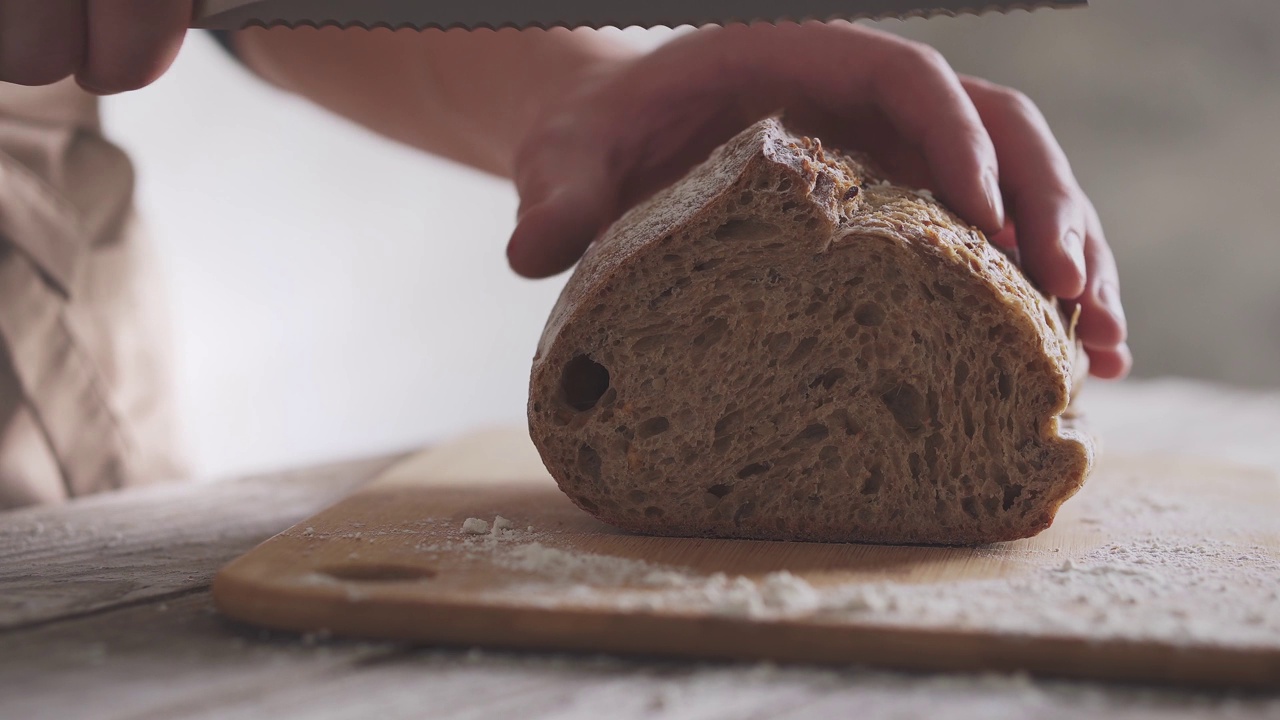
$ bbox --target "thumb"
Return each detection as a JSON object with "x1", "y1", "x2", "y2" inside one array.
[{"x1": 507, "y1": 153, "x2": 615, "y2": 279}]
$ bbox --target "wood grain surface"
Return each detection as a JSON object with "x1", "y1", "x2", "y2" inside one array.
[
  {"x1": 6, "y1": 381, "x2": 1280, "y2": 719},
  {"x1": 213, "y1": 428, "x2": 1280, "y2": 690},
  {"x1": 0, "y1": 456, "x2": 397, "y2": 630}
]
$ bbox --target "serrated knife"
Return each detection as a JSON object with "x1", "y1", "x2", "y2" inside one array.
[{"x1": 192, "y1": 0, "x2": 1086, "y2": 31}]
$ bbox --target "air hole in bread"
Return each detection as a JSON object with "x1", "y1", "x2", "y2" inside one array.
[
  {"x1": 792, "y1": 423, "x2": 830, "y2": 446},
  {"x1": 738, "y1": 190, "x2": 754, "y2": 205},
  {"x1": 644, "y1": 506, "x2": 664, "y2": 518},
  {"x1": 733, "y1": 501, "x2": 756, "y2": 524},
  {"x1": 998, "y1": 371, "x2": 1014, "y2": 400},
  {"x1": 576, "y1": 444, "x2": 601, "y2": 482},
  {"x1": 561, "y1": 355, "x2": 611, "y2": 411},
  {"x1": 712, "y1": 411, "x2": 744, "y2": 453},
  {"x1": 737, "y1": 462, "x2": 771, "y2": 479},
  {"x1": 862, "y1": 464, "x2": 884, "y2": 495},
  {"x1": 810, "y1": 368, "x2": 847, "y2": 389},
  {"x1": 924, "y1": 432, "x2": 942, "y2": 469},
  {"x1": 714, "y1": 218, "x2": 776, "y2": 243},
  {"x1": 649, "y1": 277, "x2": 692, "y2": 310},
  {"x1": 1003, "y1": 484, "x2": 1024, "y2": 511},
  {"x1": 819, "y1": 445, "x2": 841, "y2": 468},
  {"x1": 693, "y1": 318, "x2": 729, "y2": 348},
  {"x1": 784, "y1": 337, "x2": 819, "y2": 366},
  {"x1": 763, "y1": 331, "x2": 792, "y2": 355},
  {"x1": 908, "y1": 452, "x2": 925, "y2": 480},
  {"x1": 831, "y1": 409, "x2": 861, "y2": 436},
  {"x1": 854, "y1": 302, "x2": 886, "y2": 326},
  {"x1": 631, "y1": 334, "x2": 671, "y2": 353},
  {"x1": 880, "y1": 382, "x2": 927, "y2": 434},
  {"x1": 706, "y1": 483, "x2": 732, "y2": 499},
  {"x1": 636, "y1": 416, "x2": 671, "y2": 439}
]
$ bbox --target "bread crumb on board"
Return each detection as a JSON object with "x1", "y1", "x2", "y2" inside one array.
[{"x1": 461, "y1": 518, "x2": 490, "y2": 535}]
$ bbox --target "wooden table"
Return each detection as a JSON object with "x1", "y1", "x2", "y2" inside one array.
[{"x1": 3, "y1": 379, "x2": 1279, "y2": 719}]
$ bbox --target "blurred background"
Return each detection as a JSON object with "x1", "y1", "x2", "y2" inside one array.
[{"x1": 100, "y1": 1, "x2": 1280, "y2": 480}]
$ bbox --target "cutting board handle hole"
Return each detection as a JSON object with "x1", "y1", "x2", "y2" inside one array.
[{"x1": 318, "y1": 564, "x2": 438, "y2": 583}]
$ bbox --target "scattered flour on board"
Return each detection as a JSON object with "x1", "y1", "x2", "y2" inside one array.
[
  {"x1": 486, "y1": 536, "x2": 1280, "y2": 644},
  {"x1": 317, "y1": 491, "x2": 1279, "y2": 648}
]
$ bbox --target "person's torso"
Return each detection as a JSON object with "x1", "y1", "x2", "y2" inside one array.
[{"x1": 0, "y1": 80, "x2": 187, "y2": 509}]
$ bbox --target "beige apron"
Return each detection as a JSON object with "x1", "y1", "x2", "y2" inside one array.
[{"x1": 0, "y1": 80, "x2": 187, "y2": 509}]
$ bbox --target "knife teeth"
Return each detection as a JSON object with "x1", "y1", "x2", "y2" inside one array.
[{"x1": 215, "y1": 2, "x2": 1082, "y2": 31}]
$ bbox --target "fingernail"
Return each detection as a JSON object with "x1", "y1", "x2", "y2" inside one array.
[
  {"x1": 1097, "y1": 280, "x2": 1126, "y2": 326},
  {"x1": 1062, "y1": 229, "x2": 1087, "y2": 281},
  {"x1": 982, "y1": 170, "x2": 1005, "y2": 228}
]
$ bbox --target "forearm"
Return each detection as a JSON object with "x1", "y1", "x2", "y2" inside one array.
[{"x1": 230, "y1": 27, "x2": 632, "y2": 177}]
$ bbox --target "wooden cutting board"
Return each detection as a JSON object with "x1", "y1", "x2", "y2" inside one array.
[{"x1": 213, "y1": 428, "x2": 1280, "y2": 689}]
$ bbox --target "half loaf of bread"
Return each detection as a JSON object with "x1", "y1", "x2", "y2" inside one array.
[{"x1": 527, "y1": 118, "x2": 1092, "y2": 546}]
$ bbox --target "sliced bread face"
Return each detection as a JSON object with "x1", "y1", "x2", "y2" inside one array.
[{"x1": 528, "y1": 118, "x2": 1093, "y2": 546}]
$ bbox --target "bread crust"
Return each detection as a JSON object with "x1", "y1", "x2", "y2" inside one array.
[{"x1": 529, "y1": 118, "x2": 1093, "y2": 546}]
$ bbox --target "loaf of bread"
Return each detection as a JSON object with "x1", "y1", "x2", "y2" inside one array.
[{"x1": 527, "y1": 118, "x2": 1092, "y2": 546}]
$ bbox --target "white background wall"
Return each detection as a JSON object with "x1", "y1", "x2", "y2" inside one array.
[{"x1": 103, "y1": 34, "x2": 582, "y2": 479}]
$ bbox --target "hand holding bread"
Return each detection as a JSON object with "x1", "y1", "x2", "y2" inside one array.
[{"x1": 508, "y1": 21, "x2": 1128, "y2": 378}]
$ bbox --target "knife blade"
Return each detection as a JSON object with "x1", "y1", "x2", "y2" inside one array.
[{"x1": 192, "y1": 0, "x2": 1086, "y2": 31}]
